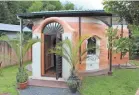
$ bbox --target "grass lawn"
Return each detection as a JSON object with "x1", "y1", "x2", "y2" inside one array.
[
  {"x1": 130, "y1": 60, "x2": 139, "y2": 66},
  {"x1": 0, "y1": 61, "x2": 31, "y2": 95},
  {"x1": 80, "y1": 68, "x2": 139, "y2": 95},
  {"x1": 1, "y1": 61, "x2": 139, "y2": 95}
]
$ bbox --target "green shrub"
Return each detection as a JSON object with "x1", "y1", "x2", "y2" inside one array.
[{"x1": 16, "y1": 67, "x2": 28, "y2": 83}]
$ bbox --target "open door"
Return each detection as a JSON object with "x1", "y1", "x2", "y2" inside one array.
[
  {"x1": 42, "y1": 22, "x2": 64, "y2": 78},
  {"x1": 56, "y1": 34, "x2": 62, "y2": 80},
  {"x1": 44, "y1": 35, "x2": 52, "y2": 72}
]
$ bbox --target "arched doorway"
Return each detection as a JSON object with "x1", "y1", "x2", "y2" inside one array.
[
  {"x1": 31, "y1": 17, "x2": 75, "y2": 80},
  {"x1": 42, "y1": 22, "x2": 63, "y2": 79}
]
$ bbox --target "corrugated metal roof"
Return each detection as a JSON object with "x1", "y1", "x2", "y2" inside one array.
[
  {"x1": 17, "y1": 10, "x2": 112, "y2": 19},
  {"x1": 0, "y1": 23, "x2": 31, "y2": 32}
]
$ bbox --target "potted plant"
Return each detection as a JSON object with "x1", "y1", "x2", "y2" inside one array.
[
  {"x1": 67, "y1": 70, "x2": 80, "y2": 93},
  {"x1": 67, "y1": 77, "x2": 78, "y2": 93},
  {"x1": 16, "y1": 67, "x2": 28, "y2": 89},
  {"x1": 0, "y1": 34, "x2": 40, "y2": 89},
  {"x1": 50, "y1": 35, "x2": 92, "y2": 93}
]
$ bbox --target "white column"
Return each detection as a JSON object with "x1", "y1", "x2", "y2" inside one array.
[
  {"x1": 62, "y1": 33, "x2": 72, "y2": 80},
  {"x1": 32, "y1": 33, "x2": 41, "y2": 78}
]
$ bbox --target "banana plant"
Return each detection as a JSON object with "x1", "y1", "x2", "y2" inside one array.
[{"x1": 0, "y1": 33, "x2": 40, "y2": 67}]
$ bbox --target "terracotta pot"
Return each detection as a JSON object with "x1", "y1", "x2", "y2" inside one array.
[{"x1": 18, "y1": 81, "x2": 28, "y2": 89}]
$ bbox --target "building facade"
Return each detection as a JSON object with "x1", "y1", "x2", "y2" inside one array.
[{"x1": 17, "y1": 10, "x2": 129, "y2": 81}]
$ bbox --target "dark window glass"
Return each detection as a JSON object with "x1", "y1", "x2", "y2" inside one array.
[{"x1": 87, "y1": 37, "x2": 96, "y2": 54}]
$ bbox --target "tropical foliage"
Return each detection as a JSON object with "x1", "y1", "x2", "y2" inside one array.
[
  {"x1": 0, "y1": 33, "x2": 40, "y2": 67},
  {"x1": 129, "y1": 25, "x2": 139, "y2": 37},
  {"x1": 115, "y1": 37, "x2": 131, "y2": 57},
  {"x1": 114, "y1": 25, "x2": 139, "y2": 59},
  {"x1": 49, "y1": 36, "x2": 93, "y2": 74},
  {"x1": 105, "y1": 27, "x2": 130, "y2": 57},
  {"x1": 128, "y1": 25, "x2": 139, "y2": 59},
  {"x1": 106, "y1": 26, "x2": 139, "y2": 57}
]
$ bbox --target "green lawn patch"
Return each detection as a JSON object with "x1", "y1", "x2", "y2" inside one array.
[
  {"x1": 130, "y1": 60, "x2": 139, "y2": 66},
  {"x1": 80, "y1": 68, "x2": 139, "y2": 95},
  {"x1": 0, "y1": 61, "x2": 32, "y2": 95}
]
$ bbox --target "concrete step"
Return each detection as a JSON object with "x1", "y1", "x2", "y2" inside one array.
[
  {"x1": 78, "y1": 68, "x2": 109, "y2": 77},
  {"x1": 28, "y1": 79, "x2": 68, "y2": 88}
]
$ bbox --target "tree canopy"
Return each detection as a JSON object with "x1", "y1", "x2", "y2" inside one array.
[
  {"x1": 103, "y1": 1, "x2": 139, "y2": 25},
  {"x1": 103, "y1": 1, "x2": 139, "y2": 59},
  {"x1": 0, "y1": 1, "x2": 75, "y2": 24}
]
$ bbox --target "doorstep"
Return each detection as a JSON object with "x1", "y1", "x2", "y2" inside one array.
[{"x1": 28, "y1": 79, "x2": 68, "y2": 88}]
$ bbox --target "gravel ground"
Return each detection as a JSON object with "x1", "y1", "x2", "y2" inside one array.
[{"x1": 19, "y1": 86, "x2": 80, "y2": 95}]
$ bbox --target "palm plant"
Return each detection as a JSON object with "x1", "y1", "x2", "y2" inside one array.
[
  {"x1": 50, "y1": 35, "x2": 97, "y2": 93},
  {"x1": 50, "y1": 35, "x2": 98, "y2": 93},
  {"x1": 0, "y1": 33, "x2": 40, "y2": 67},
  {"x1": 49, "y1": 35, "x2": 94, "y2": 76},
  {"x1": 0, "y1": 33, "x2": 40, "y2": 89}
]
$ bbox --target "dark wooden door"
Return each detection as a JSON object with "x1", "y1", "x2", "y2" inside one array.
[
  {"x1": 56, "y1": 35, "x2": 62, "y2": 80},
  {"x1": 44, "y1": 35, "x2": 52, "y2": 72}
]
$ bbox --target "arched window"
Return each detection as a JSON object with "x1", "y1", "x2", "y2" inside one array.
[
  {"x1": 87, "y1": 37, "x2": 96, "y2": 55},
  {"x1": 43, "y1": 22, "x2": 64, "y2": 35}
]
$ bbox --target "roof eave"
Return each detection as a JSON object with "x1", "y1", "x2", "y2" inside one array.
[{"x1": 17, "y1": 11, "x2": 112, "y2": 19}]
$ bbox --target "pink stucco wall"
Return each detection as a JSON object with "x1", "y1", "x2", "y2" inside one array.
[{"x1": 32, "y1": 17, "x2": 129, "y2": 71}]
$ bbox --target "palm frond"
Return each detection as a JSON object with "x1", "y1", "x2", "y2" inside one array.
[
  {"x1": 0, "y1": 35, "x2": 20, "y2": 59},
  {"x1": 74, "y1": 35, "x2": 90, "y2": 56},
  {"x1": 49, "y1": 46, "x2": 72, "y2": 66},
  {"x1": 0, "y1": 33, "x2": 40, "y2": 66},
  {"x1": 22, "y1": 38, "x2": 41, "y2": 58},
  {"x1": 49, "y1": 35, "x2": 91, "y2": 70}
]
